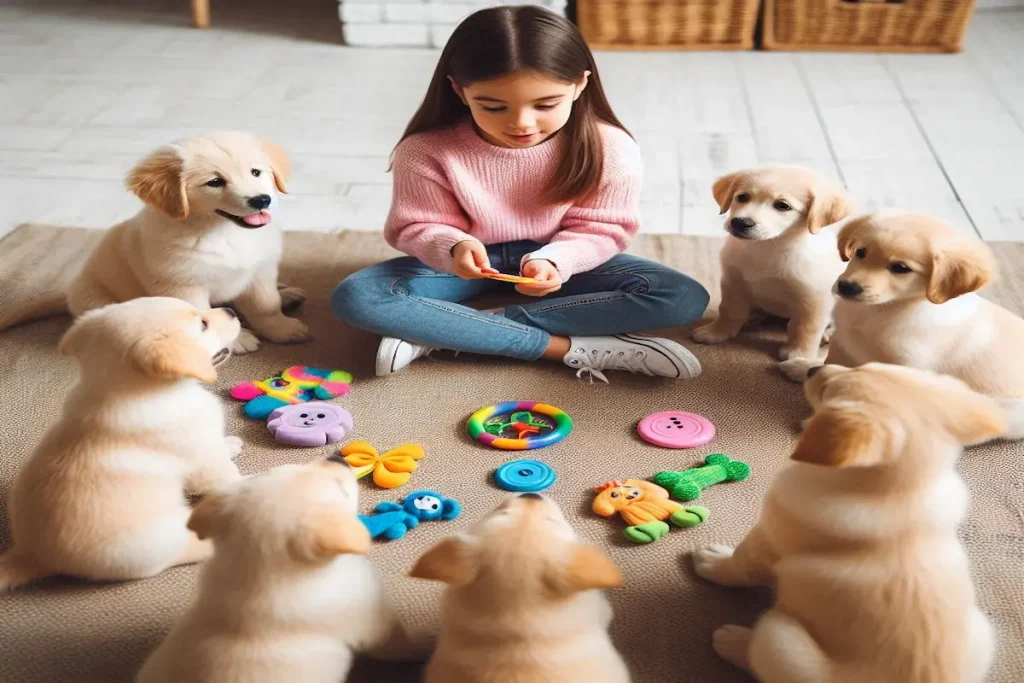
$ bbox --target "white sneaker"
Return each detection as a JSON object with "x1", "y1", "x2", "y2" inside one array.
[
  {"x1": 376, "y1": 337, "x2": 434, "y2": 376},
  {"x1": 563, "y1": 334, "x2": 701, "y2": 383}
]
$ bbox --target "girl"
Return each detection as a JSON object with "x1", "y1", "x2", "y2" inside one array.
[{"x1": 332, "y1": 5, "x2": 709, "y2": 382}]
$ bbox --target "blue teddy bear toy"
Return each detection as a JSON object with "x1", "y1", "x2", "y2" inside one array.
[{"x1": 359, "y1": 490, "x2": 461, "y2": 541}]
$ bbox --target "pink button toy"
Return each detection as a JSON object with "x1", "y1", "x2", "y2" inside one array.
[{"x1": 637, "y1": 411, "x2": 715, "y2": 449}]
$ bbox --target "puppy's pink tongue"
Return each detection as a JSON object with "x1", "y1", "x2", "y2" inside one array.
[{"x1": 242, "y1": 211, "x2": 271, "y2": 227}]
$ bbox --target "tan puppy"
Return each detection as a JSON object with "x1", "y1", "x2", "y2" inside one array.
[
  {"x1": 693, "y1": 363, "x2": 1003, "y2": 683},
  {"x1": 0, "y1": 297, "x2": 242, "y2": 590},
  {"x1": 410, "y1": 493, "x2": 630, "y2": 683},
  {"x1": 1, "y1": 132, "x2": 308, "y2": 355},
  {"x1": 692, "y1": 165, "x2": 854, "y2": 366},
  {"x1": 780, "y1": 212, "x2": 1024, "y2": 438},
  {"x1": 137, "y1": 458, "x2": 418, "y2": 683}
]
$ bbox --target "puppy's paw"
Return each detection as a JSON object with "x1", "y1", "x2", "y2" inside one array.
[
  {"x1": 692, "y1": 324, "x2": 734, "y2": 345},
  {"x1": 713, "y1": 625, "x2": 753, "y2": 670},
  {"x1": 259, "y1": 316, "x2": 311, "y2": 344},
  {"x1": 278, "y1": 284, "x2": 307, "y2": 315},
  {"x1": 779, "y1": 358, "x2": 819, "y2": 383},
  {"x1": 224, "y1": 435, "x2": 243, "y2": 459},
  {"x1": 693, "y1": 544, "x2": 736, "y2": 584},
  {"x1": 231, "y1": 329, "x2": 262, "y2": 355}
]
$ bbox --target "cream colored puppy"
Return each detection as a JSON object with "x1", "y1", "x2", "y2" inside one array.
[
  {"x1": 694, "y1": 362, "x2": 1002, "y2": 683},
  {"x1": 780, "y1": 212, "x2": 1024, "y2": 438},
  {"x1": 137, "y1": 458, "x2": 419, "y2": 683},
  {"x1": 410, "y1": 493, "x2": 630, "y2": 683},
  {"x1": 692, "y1": 166, "x2": 854, "y2": 365},
  {"x1": 0, "y1": 297, "x2": 242, "y2": 591},
  {"x1": 1, "y1": 132, "x2": 308, "y2": 355}
]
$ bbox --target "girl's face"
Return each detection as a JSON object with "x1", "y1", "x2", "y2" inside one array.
[{"x1": 452, "y1": 70, "x2": 589, "y2": 149}]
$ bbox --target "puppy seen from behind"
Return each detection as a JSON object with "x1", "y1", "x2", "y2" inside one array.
[
  {"x1": 137, "y1": 457, "x2": 422, "y2": 683},
  {"x1": 0, "y1": 297, "x2": 242, "y2": 591},
  {"x1": 692, "y1": 165, "x2": 854, "y2": 369},
  {"x1": 693, "y1": 362, "x2": 1003, "y2": 683},
  {"x1": 410, "y1": 493, "x2": 631, "y2": 683}
]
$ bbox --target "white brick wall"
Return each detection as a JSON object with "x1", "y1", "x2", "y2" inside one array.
[{"x1": 339, "y1": 0, "x2": 568, "y2": 48}]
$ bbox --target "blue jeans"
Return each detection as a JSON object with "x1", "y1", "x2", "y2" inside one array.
[{"x1": 331, "y1": 240, "x2": 709, "y2": 361}]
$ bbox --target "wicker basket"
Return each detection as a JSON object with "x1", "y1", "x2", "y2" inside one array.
[
  {"x1": 764, "y1": 0, "x2": 977, "y2": 53},
  {"x1": 576, "y1": 0, "x2": 761, "y2": 51}
]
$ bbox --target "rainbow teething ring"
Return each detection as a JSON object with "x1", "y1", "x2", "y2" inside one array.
[{"x1": 467, "y1": 401, "x2": 573, "y2": 451}]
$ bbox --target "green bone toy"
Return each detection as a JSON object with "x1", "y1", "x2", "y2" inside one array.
[{"x1": 652, "y1": 453, "x2": 751, "y2": 502}]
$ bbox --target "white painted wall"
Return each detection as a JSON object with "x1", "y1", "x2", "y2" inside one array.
[{"x1": 977, "y1": 0, "x2": 1024, "y2": 8}]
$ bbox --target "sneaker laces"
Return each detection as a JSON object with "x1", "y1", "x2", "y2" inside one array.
[{"x1": 573, "y1": 347, "x2": 652, "y2": 384}]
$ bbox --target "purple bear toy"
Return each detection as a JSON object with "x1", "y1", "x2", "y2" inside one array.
[{"x1": 267, "y1": 402, "x2": 354, "y2": 447}]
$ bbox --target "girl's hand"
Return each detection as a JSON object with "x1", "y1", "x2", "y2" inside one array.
[
  {"x1": 517, "y1": 259, "x2": 562, "y2": 297},
  {"x1": 452, "y1": 240, "x2": 498, "y2": 279}
]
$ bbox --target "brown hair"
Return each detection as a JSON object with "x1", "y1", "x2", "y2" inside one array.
[{"x1": 393, "y1": 5, "x2": 631, "y2": 205}]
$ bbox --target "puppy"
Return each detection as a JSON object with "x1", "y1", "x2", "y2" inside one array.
[
  {"x1": 0, "y1": 297, "x2": 242, "y2": 591},
  {"x1": 137, "y1": 458, "x2": 418, "y2": 683},
  {"x1": 693, "y1": 363, "x2": 1003, "y2": 683},
  {"x1": 692, "y1": 165, "x2": 854, "y2": 365},
  {"x1": 410, "y1": 493, "x2": 630, "y2": 683},
  {"x1": 780, "y1": 212, "x2": 1024, "y2": 438},
  {"x1": 2, "y1": 132, "x2": 308, "y2": 355}
]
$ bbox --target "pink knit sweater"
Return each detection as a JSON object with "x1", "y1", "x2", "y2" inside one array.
[{"x1": 384, "y1": 120, "x2": 643, "y2": 279}]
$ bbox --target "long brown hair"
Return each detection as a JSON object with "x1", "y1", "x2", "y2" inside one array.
[{"x1": 394, "y1": 5, "x2": 631, "y2": 205}]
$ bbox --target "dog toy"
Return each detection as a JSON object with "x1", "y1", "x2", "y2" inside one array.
[
  {"x1": 494, "y1": 459, "x2": 556, "y2": 493},
  {"x1": 652, "y1": 453, "x2": 751, "y2": 502},
  {"x1": 340, "y1": 441, "x2": 425, "y2": 488},
  {"x1": 484, "y1": 273, "x2": 537, "y2": 285},
  {"x1": 592, "y1": 479, "x2": 709, "y2": 544},
  {"x1": 637, "y1": 411, "x2": 716, "y2": 449},
  {"x1": 467, "y1": 401, "x2": 573, "y2": 450},
  {"x1": 230, "y1": 366, "x2": 352, "y2": 420},
  {"x1": 359, "y1": 490, "x2": 461, "y2": 541},
  {"x1": 266, "y1": 402, "x2": 353, "y2": 447}
]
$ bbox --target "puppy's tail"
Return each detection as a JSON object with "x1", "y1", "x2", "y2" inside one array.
[
  {"x1": 0, "y1": 290, "x2": 68, "y2": 331},
  {"x1": 0, "y1": 550, "x2": 48, "y2": 592},
  {"x1": 998, "y1": 398, "x2": 1024, "y2": 441}
]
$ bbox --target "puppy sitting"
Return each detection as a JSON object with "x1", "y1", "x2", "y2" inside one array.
[
  {"x1": 410, "y1": 494, "x2": 630, "y2": 683},
  {"x1": 137, "y1": 458, "x2": 419, "y2": 683},
  {"x1": 692, "y1": 165, "x2": 854, "y2": 366},
  {"x1": 694, "y1": 363, "x2": 1003, "y2": 683},
  {"x1": 0, "y1": 297, "x2": 242, "y2": 590},
  {"x1": 780, "y1": 212, "x2": 1024, "y2": 439},
  {"x1": 2, "y1": 132, "x2": 309, "y2": 355}
]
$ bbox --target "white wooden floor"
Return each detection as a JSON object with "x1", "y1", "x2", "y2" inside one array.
[{"x1": 1, "y1": 0, "x2": 1022, "y2": 241}]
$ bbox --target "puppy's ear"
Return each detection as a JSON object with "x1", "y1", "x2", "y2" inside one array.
[
  {"x1": 548, "y1": 544, "x2": 623, "y2": 595},
  {"x1": 127, "y1": 146, "x2": 189, "y2": 219},
  {"x1": 132, "y1": 330, "x2": 218, "y2": 383},
  {"x1": 258, "y1": 137, "x2": 291, "y2": 194},
  {"x1": 791, "y1": 409, "x2": 883, "y2": 468},
  {"x1": 836, "y1": 215, "x2": 870, "y2": 262},
  {"x1": 926, "y1": 242, "x2": 996, "y2": 304},
  {"x1": 188, "y1": 493, "x2": 228, "y2": 541},
  {"x1": 711, "y1": 172, "x2": 742, "y2": 214},
  {"x1": 289, "y1": 508, "x2": 371, "y2": 563},
  {"x1": 409, "y1": 536, "x2": 477, "y2": 585},
  {"x1": 807, "y1": 186, "x2": 854, "y2": 234}
]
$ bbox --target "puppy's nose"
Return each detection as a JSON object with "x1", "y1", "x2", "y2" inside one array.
[
  {"x1": 248, "y1": 194, "x2": 271, "y2": 210},
  {"x1": 837, "y1": 280, "x2": 863, "y2": 298},
  {"x1": 730, "y1": 217, "x2": 755, "y2": 232},
  {"x1": 518, "y1": 492, "x2": 543, "y2": 501},
  {"x1": 807, "y1": 365, "x2": 822, "y2": 378}
]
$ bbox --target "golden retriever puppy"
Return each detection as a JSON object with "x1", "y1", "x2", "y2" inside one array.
[
  {"x1": 2, "y1": 132, "x2": 308, "y2": 354},
  {"x1": 0, "y1": 297, "x2": 242, "y2": 591},
  {"x1": 137, "y1": 458, "x2": 419, "y2": 683},
  {"x1": 780, "y1": 212, "x2": 1024, "y2": 438},
  {"x1": 410, "y1": 493, "x2": 630, "y2": 683},
  {"x1": 692, "y1": 165, "x2": 854, "y2": 366},
  {"x1": 693, "y1": 362, "x2": 1003, "y2": 683}
]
